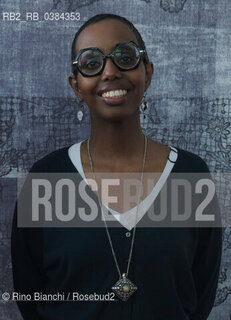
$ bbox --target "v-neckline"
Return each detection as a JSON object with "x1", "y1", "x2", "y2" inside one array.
[{"x1": 68, "y1": 140, "x2": 178, "y2": 230}]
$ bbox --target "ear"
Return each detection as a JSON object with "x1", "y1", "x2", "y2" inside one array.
[
  {"x1": 144, "y1": 62, "x2": 154, "y2": 91},
  {"x1": 68, "y1": 75, "x2": 84, "y2": 102}
]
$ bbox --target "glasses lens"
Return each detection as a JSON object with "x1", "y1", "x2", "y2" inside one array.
[
  {"x1": 113, "y1": 43, "x2": 140, "y2": 70},
  {"x1": 78, "y1": 49, "x2": 103, "y2": 75}
]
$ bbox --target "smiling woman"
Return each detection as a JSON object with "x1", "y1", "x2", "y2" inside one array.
[
  {"x1": 69, "y1": 17, "x2": 153, "y2": 126},
  {"x1": 11, "y1": 13, "x2": 222, "y2": 320}
]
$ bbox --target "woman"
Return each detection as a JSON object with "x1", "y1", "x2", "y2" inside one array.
[{"x1": 11, "y1": 14, "x2": 222, "y2": 320}]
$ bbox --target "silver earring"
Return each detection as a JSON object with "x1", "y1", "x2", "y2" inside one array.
[
  {"x1": 140, "y1": 92, "x2": 148, "y2": 112},
  {"x1": 77, "y1": 100, "x2": 84, "y2": 122}
]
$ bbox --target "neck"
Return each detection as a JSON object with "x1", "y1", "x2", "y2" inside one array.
[{"x1": 89, "y1": 114, "x2": 145, "y2": 161}]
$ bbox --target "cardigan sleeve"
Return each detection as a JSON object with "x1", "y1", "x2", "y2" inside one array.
[
  {"x1": 190, "y1": 225, "x2": 222, "y2": 320},
  {"x1": 11, "y1": 163, "x2": 46, "y2": 320},
  {"x1": 11, "y1": 209, "x2": 45, "y2": 319},
  {"x1": 190, "y1": 162, "x2": 223, "y2": 320},
  {"x1": 11, "y1": 147, "x2": 75, "y2": 319},
  {"x1": 174, "y1": 149, "x2": 223, "y2": 319}
]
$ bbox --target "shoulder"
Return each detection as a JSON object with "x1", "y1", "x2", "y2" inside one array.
[
  {"x1": 146, "y1": 138, "x2": 210, "y2": 174},
  {"x1": 29, "y1": 145, "x2": 77, "y2": 173},
  {"x1": 173, "y1": 147, "x2": 210, "y2": 173}
]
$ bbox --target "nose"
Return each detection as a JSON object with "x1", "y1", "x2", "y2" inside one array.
[{"x1": 100, "y1": 57, "x2": 122, "y2": 80}]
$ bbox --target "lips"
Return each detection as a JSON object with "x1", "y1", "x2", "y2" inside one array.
[
  {"x1": 98, "y1": 86, "x2": 128, "y2": 96},
  {"x1": 98, "y1": 87, "x2": 128, "y2": 105}
]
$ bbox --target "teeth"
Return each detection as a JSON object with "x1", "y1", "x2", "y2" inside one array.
[{"x1": 102, "y1": 89, "x2": 127, "y2": 98}]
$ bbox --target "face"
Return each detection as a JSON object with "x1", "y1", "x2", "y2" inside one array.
[{"x1": 69, "y1": 19, "x2": 153, "y2": 121}]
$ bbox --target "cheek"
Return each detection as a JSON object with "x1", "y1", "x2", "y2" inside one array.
[
  {"x1": 130, "y1": 73, "x2": 146, "y2": 99},
  {"x1": 77, "y1": 75, "x2": 97, "y2": 97},
  {"x1": 130, "y1": 66, "x2": 147, "y2": 92}
]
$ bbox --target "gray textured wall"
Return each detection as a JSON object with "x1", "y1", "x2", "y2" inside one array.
[{"x1": 0, "y1": 0, "x2": 231, "y2": 319}]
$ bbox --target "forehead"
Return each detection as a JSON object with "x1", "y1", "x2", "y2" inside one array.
[{"x1": 75, "y1": 19, "x2": 138, "y2": 54}]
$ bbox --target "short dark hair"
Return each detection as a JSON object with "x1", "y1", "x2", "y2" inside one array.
[{"x1": 71, "y1": 13, "x2": 149, "y2": 76}]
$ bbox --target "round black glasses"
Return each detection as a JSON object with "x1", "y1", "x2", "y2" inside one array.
[{"x1": 72, "y1": 41, "x2": 148, "y2": 77}]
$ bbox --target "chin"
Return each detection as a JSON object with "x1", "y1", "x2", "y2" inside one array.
[{"x1": 92, "y1": 107, "x2": 139, "y2": 122}]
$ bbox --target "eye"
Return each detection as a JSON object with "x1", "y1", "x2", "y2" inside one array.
[
  {"x1": 114, "y1": 45, "x2": 137, "y2": 67},
  {"x1": 80, "y1": 55, "x2": 102, "y2": 71},
  {"x1": 116, "y1": 53, "x2": 135, "y2": 67},
  {"x1": 85, "y1": 59, "x2": 101, "y2": 70},
  {"x1": 79, "y1": 49, "x2": 102, "y2": 71},
  {"x1": 119, "y1": 54, "x2": 133, "y2": 63}
]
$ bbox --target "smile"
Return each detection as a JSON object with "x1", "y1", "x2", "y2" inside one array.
[{"x1": 101, "y1": 89, "x2": 127, "y2": 98}]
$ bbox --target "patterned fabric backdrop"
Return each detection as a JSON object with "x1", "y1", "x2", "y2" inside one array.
[{"x1": 0, "y1": 0, "x2": 231, "y2": 319}]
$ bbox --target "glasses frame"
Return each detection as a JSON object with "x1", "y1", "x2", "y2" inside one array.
[{"x1": 72, "y1": 41, "x2": 147, "y2": 77}]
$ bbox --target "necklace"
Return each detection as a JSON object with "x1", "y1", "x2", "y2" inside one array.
[{"x1": 87, "y1": 135, "x2": 147, "y2": 301}]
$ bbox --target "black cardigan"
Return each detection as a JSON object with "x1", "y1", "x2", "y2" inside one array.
[{"x1": 11, "y1": 146, "x2": 222, "y2": 320}]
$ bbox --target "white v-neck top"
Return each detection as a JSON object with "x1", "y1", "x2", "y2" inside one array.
[{"x1": 68, "y1": 140, "x2": 178, "y2": 230}]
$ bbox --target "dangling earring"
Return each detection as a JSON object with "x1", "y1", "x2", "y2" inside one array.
[
  {"x1": 77, "y1": 100, "x2": 84, "y2": 122},
  {"x1": 140, "y1": 92, "x2": 148, "y2": 112}
]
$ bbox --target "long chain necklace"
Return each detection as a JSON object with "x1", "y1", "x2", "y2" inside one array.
[{"x1": 87, "y1": 135, "x2": 147, "y2": 301}]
